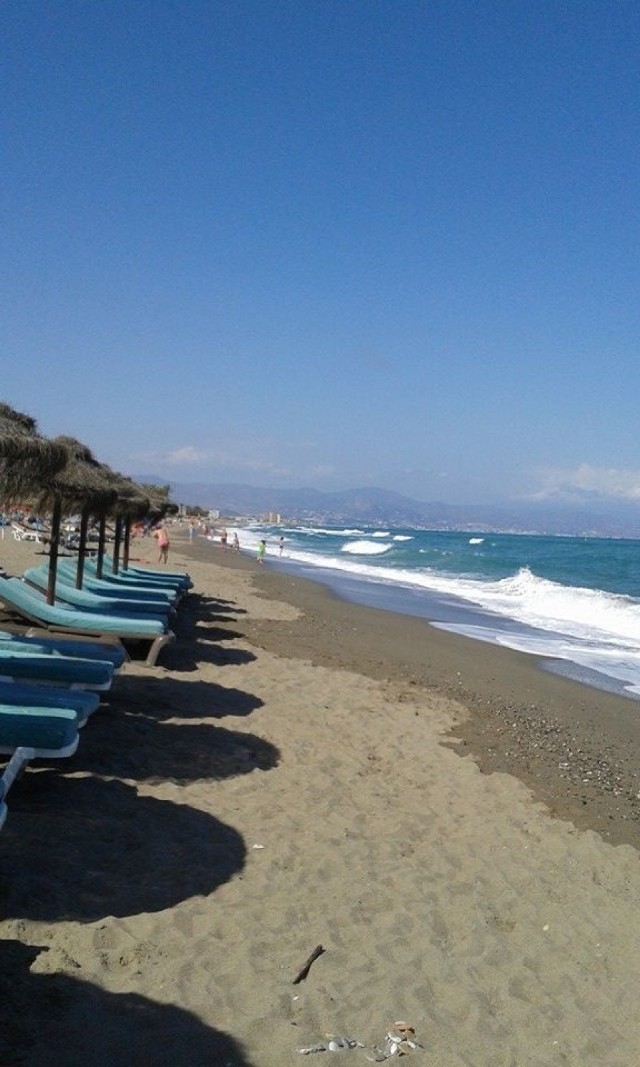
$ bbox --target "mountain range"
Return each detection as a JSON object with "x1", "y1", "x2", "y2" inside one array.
[{"x1": 135, "y1": 477, "x2": 640, "y2": 538}]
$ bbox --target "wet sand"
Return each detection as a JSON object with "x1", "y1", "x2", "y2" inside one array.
[{"x1": 0, "y1": 529, "x2": 639, "y2": 1066}]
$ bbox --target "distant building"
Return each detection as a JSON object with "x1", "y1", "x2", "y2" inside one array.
[
  {"x1": 208, "y1": 508, "x2": 220, "y2": 520},
  {"x1": 265, "y1": 511, "x2": 281, "y2": 524}
]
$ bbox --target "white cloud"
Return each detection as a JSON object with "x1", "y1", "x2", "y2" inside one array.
[
  {"x1": 527, "y1": 464, "x2": 640, "y2": 502},
  {"x1": 164, "y1": 446, "x2": 211, "y2": 466}
]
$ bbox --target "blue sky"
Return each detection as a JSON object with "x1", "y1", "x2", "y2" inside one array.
[{"x1": 3, "y1": 0, "x2": 639, "y2": 506}]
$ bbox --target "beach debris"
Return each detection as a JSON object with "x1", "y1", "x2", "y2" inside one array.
[
  {"x1": 364, "y1": 1023, "x2": 424, "y2": 1061},
  {"x1": 298, "y1": 1036, "x2": 364, "y2": 1054},
  {"x1": 298, "y1": 1023, "x2": 423, "y2": 1058},
  {"x1": 292, "y1": 943, "x2": 325, "y2": 984}
]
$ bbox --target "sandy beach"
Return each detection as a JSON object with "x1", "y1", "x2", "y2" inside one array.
[{"x1": 1, "y1": 529, "x2": 640, "y2": 1065}]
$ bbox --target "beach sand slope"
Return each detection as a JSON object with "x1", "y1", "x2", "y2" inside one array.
[{"x1": 0, "y1": 534, "x2": 639, "y2": 1065}]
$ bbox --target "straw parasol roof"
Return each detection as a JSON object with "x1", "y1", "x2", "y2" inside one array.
[
  {"x1": 37, "y1": 436, "x2": 118, "y2": 515},
  {"x1": 105, "y1": 472, "x2": 152, "y2": 521},
  {"x1": 0, "y1": 402, "x2": 69, "y2": 503}
]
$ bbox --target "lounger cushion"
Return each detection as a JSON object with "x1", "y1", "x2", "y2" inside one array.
[
  {"x1": 0, "y1": 650, "x2": 113, "y2": 688},
  {"x1": 0, "y1": 631, "x2": 126, "y2": 669},
  {"x1": 0, "y1": 705, "x2": 78, "y2": 751},
  {"x1": 0, "y1": 579, "x2": 168, "y2": 636},
  {"x1": 55, "y1": 560, "x2": 175, "y2": 604},
  {"x1": 23, "y1": 568, "x2": 172, "y2": 621},
  {"x1": 0, "y1": 681, "x2": 99, "y2": 720}
]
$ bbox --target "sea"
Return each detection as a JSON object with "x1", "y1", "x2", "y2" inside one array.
[{"x1": 229, "y1": 523, "x2": 640, "y2": 703}]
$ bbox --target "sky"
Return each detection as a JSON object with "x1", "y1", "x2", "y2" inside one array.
[{"x1": 2, "y1": 0, "x2": 640, "y2": 507}]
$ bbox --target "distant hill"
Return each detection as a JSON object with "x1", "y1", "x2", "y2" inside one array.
[{"x1": 133, "y1": 476, "x2": 640, "y2": 538}]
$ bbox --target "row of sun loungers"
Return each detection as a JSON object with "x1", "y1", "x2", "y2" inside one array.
[
  {"x1": 0, "y1": 557, "x2": 192, "y2": 831},
  {"x1": 0, "y1": 554, "x2": 191, "y2": 669}
]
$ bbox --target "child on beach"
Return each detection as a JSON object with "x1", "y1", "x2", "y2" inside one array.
[
  {"x1": 153, "y1": 524, "x2": 170, "y2": 563},
  {"x1": 257, "y1": 539, "x2": 266, "y2": 564}
]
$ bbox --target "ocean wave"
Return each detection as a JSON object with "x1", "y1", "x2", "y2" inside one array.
[
  {"x1": 341, "y1": 540, "x2": 393, "y2": 556},
  {"x1": 302, "y1": 527, "x2": 365, "y2": 537},
  {"x1": 238, "y1": 522, "x2": 640, "y2": 697},
  {"x1": 279, "y1": 547, "x2": 640, "y2": 649}
]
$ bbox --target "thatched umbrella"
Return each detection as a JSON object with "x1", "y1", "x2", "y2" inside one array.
[
  {"x1": 36, "y1": 436, "x2": 119, "y2": 603},
  {"x1": 94, "y1": 472, "x2": 150, "y2": 578},
  {"x1": 49, "y1": 437, "x2": 118, "y2": 591},
  {"x1": 113, "y1": 479, "x2": 151, "y2": 574},
  {"x1": 0, "y1": 402, "x2": 68, "y2": 504}
]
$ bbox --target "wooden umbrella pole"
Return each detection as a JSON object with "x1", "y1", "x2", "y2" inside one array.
[
  {"x1": 46, "y1": 496, "x2": 63, "y2": 605},
  {"x1": 96, "y1": 514, "x2": 106, "y2": 578},
  {"x1": 76, "y1": 508, "x2": 90, "y2": 588},
  {"x1": 112, "y1": 516, "x2": 123, "y2": 574},
  {"x1": 123, "y1": 516, "x2": 132, "y2": 569}
]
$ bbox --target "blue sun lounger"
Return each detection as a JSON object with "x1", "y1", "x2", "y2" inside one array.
[
  {"x1": 0, "y1": 578, "x2": 175, "y2": 667},
  {"x1": 0, "y1": 704, "x2": 79, "y2": 757},
  {"x1": 0, "y1": 649, "x2": 114, "y2": 690},
  {"x1": 55, "y1": 559, "x2": 176, "y2": 606},
  {"x1": 96, "y1": 556, "x2": 192, "y2": 592},
  {"x1": 0, "y1": 630, "x2": 127, "y2": 669},
  {"x1": 0, "y1": 681, "x2": 99, "y2": 726},
  {"x1": 0, "y1": 703, "x2": 79, "y2": 811},
  {"x1": 23, "y1": 566, "x2": 173, "y2": 621}
]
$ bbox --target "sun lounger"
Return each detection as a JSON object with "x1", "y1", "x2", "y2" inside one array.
[
  {"x1": 11, "y1": 522, "x2": 41, "y2": 543},
  {"x1": 23, "y1": 565, "x2": 173, "y2": 621},
  {"x1": 0, "y1": 578, "x2": 175, "y2": 667},
  {"x1": 0, "y1": 630, "x2": 127, "y2": 669},
  {"x1": 0, "y1": 704, "x2": 78, "y2": 756},
  {"x1": 81, "y1": 557, "x2": 187, "y2": 600},
  {"x1": 0, "y1": 705, "x2": 79, "y2": 806},
  {"x1": 0, "y1": 648, "x2": 114, "y2": 690},
  {"x1": 55, "y1": 559, "x2": 176, "y2": 606},
  {"x1": 0, "y1": 681, "x2": 99, "y2": 726},
  {"x1": 99, "y1": 555, "x2": 192, "y2": 590}
]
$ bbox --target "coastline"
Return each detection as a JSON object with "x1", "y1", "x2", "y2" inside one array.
[
  {"x1": 183, "y1": 536, "x2": 640, "y2": 851},
  {"x1": 1, "y1": 530, "x2": 640, "y2": 1065}
]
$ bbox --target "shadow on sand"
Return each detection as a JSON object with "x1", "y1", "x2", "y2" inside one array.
[
  {"x1": 0, "y1": 775, "x2": 246, "y2": 922},
  {"x1": 166, "y1": 594, "x2": 257, "y2": 670},
  {"x1": 0, "y1": 940, "x2": 256, "y2": 1066},
  {"x1": 59, "y1": 664, "x2": 276, "y2": 782},
  {"x1": 111, "y1": 672, "x2": 265, "y2": 720}
]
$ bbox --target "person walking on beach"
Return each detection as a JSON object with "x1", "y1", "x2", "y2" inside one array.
[
  {"x1": 257, "y1": 539, "x2": 266, "y2": 564},
  {"x1": 153, "y1": 523, "x2": 170, "y2": 563},
  {"x1": 232, "y1": 532, "x2": 240, "y2": 551},
  {"x1": 278, "y1": 536, "x2": 285, "y2": 556}
]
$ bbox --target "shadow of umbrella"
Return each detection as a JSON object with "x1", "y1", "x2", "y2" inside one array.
[
  {"x1": 0, "y1": 774, "x2": 246, "y2": 922},
  {"x1": 105, "y1": 673, "x2": 265, "y2": 720},
  {"x1": 67, "y1": 716, "x2": 280, "y2": 783},
  {"x1": 0, "y1": 941, "x2": 257, "y2": 1066}
]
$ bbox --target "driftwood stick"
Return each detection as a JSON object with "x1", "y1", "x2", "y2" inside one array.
[{"x1": 292, "y1": 944, "x2": 325, "y2": 984}]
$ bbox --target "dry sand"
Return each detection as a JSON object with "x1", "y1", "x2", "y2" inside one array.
[{"x1": 1, "y1": 529, "x2": 639, "y2": 1065}]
